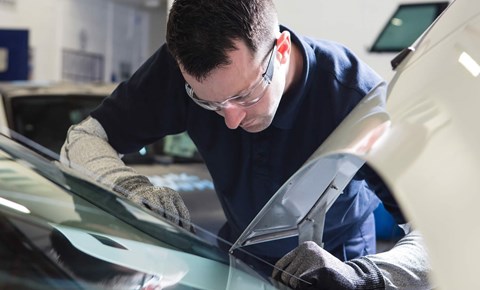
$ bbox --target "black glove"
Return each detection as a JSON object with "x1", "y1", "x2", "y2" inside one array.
[
  {"x1": 114, "y1": 175, "x2": 191, "y2": 230},
  {"x1": 272, "y1": 241, "x2": 385, "y2": 290}
]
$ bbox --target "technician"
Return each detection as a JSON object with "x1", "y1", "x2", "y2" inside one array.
[{"x1": 61, "y1": 0, "x2": 430, "y2": 288}]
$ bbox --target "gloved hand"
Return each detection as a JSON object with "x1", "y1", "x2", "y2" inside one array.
[
  {"x1": 114, "y1": 175, "x2": 191, "y2": 230},
  {"x1": 60, "y1": 117, "x2": 191, "y2": 230},
  {"x1": 272, "y1": 241, "x2": 385, "y2": 290}
]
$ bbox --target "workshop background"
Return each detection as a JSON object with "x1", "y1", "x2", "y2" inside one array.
[
  {"x1": 0, "y1": 0, "x2": 445, "y2": 247},
  {"x1": 0, "y1": 0, "x2": 443, "y2": 83}
]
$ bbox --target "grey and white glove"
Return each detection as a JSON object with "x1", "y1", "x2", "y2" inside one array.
[
  {"x1": 61, "y1": 117, "x2": 192, "y2": 230},
  {"x1": 114, "y1": 175, "x2": 191, "y2": 230},
  {"x1": 272, "y1": 241, "x2": 385, "y2": 290}
]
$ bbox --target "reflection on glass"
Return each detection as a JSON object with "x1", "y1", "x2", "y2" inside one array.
[
  {"x1": 459, "y1": 51, "x2": 480, "y2": 77},
  {"x1": 50, "y1": 223, "x2": 180, "y2": 289},
  {"x1": 0, "y1": 197, "x2": 30, "y2": 214}
]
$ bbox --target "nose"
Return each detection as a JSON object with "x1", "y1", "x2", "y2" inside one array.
[{"x1": 221, "y1": 105, "x2": 246, "y2": 129}]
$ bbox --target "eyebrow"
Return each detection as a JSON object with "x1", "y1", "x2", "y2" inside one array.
[{"x1": 235, "y1": 77, "x2": 262, "y2": 98}]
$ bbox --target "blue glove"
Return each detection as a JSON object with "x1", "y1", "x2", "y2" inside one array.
[{"x1": 272, "y1": 241, "x2": 385, "y2": 290}]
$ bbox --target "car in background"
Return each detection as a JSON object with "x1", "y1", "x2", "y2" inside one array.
[
  {"x1": 0, "y1": 81, "x2": 116, "y2": 155},
  {"x1": 0, "y1": 81, "x2": 184, "y2": 163},
  {"x1": 233, "y1": 0, "x2": 479, "y2": 288},
  {"x1": 0, "y1": 81, "x2": 226, "y2": 237},
  {"x1": 0, "y1": 132, "x2": 294, "y2": 289}
]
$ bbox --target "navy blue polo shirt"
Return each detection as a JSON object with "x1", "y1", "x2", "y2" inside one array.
[{"x1": 91, "y1": 26, "x2": 405, "y2": 260}]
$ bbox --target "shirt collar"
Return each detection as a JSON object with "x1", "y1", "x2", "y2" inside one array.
[{"x1": 271, "y1": 25, "x2": 317, "y2": 130}]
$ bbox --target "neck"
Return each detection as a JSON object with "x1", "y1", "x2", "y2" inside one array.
[{"x1": 284, "y1": 42, "x2": 303, "y2": 94}]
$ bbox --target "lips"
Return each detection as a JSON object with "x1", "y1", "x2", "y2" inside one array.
[{"x1": 240, "y1": 119, "x2": 253, "y2": 128}]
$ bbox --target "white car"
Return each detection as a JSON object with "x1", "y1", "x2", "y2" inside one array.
[
  {"x1": 366, "y1": 0, "x2": 480, "y2": 287},
  {"x1": 0, "y1": 81, "x2": 114, "y2": 154}
]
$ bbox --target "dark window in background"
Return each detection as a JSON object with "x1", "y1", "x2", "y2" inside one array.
[
  {"x1": 10, "y1": 96, "x2": 102, "y2": 153},
  {"x1": 8, "y1": 95, "x2": 159, "y2": 164},
  {"x1": 370, "y1": 2, "x2": 449, "y2": 53}
]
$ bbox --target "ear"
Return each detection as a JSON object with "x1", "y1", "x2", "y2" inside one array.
[{"x1": 275, "y1": 31, "x2": 291, "y2": 65}]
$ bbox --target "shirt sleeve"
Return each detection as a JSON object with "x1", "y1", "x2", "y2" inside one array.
[
  {"x1": 91, "y1": 44, "x2": 190, "y2": 154},
  {"x1": 365, "y1": 226, "x2": 433, "y2": 289}
]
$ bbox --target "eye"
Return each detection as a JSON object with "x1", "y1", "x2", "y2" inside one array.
[
  {"x1": 237, "y1": 94, "x2": 249, "y2": 101},
  {"x1": 233, "y1": 93, "x2": 254, "y2": 105}
]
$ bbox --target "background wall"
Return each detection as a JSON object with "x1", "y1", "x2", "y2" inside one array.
[
  {"x1": 0, "y1": 0, "x2": 62, "y2": 81},
  {"x1": 0, "y1": 0, "x2": 444, "y2": 82},
  {"x1": 0, "y1": 0, "x2": 165, "y2": 82},
  {"x1": 274, "y1": 0, "x2": 445, "y2": 81}
]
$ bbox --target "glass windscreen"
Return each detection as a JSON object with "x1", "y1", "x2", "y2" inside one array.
[
  {"x1": 0, "y1": 136, "x2": 284, "y2": 289},
  {"x1": 0, "y1": 135, "x2": 288, "y2": 289}
]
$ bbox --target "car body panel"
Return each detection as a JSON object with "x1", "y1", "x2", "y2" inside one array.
[{"x1": 365, "y1": 0, "x2": 480, "y2": 287}]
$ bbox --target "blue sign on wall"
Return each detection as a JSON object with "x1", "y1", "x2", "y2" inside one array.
[{"x1": 0, "y1": 29, "x2": 29, "y2": 81}]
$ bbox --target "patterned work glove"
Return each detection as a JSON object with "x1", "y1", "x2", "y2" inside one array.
[
  {"x1": 114, "y1": 175, "x2": 191, "y2": 230},
  {"x1": 272, "y1": 241, "x2": 385, "y2": 290}
]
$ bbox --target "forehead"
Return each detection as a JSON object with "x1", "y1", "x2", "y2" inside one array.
[{"x1": 182, "y1": 40, "x2": 265, "y2": 102}]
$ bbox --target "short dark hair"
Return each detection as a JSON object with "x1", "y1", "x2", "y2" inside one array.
[{"x1": 166, "y1": 0, "x2": 278, "y2": 81}]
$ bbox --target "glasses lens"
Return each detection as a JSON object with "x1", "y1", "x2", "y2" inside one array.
[
  {"x1": 234, "y1": 78, "x2": 269, "y2": 107},
  {"x1": 185, "y1": 83, "x2": 220, "y2": 111},
  {"x1": 195, "y1": 98, "x2": 221, "y2": 111},
  {"x1": 232, "y1": 44, "x2": 275, "y2": 107},
  {"x1": 184, "y1": 43, "x2": 275, "y2": 111}
]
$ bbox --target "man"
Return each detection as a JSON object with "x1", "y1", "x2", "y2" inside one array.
[{"x1": 61, "y1": 0, "x2": 430, "y2": 288}]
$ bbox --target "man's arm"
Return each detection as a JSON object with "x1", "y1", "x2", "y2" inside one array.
[
  {"x1": 366, "y1": 226, "x2": 431, "y2": 289},
  {"x1": 61, "y1": 116, "x2": 191, "y2": 229},
  {"x1": 273, "y1": 226, "x2": 431, "y2": 289}
]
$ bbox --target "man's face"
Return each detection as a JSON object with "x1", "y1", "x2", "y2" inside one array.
[{"x1": 182, "y1": 39, "x2": 287, "y2": 133}]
